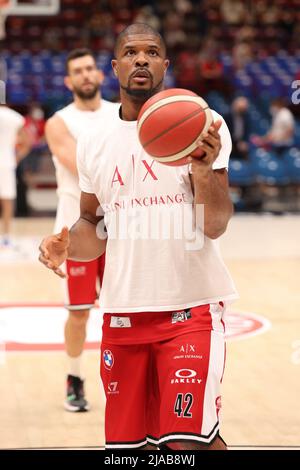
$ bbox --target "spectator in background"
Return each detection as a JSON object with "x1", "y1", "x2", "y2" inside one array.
[
  {"x1": 221, "y1": 0, "x2": 247, "y2": 25},
  {"x1": 227, "y1": 96, "x2": 251, "y2": 160},
  {"x1": 174, "y1": 43, "x2": 200, "y2": 94},
  {"x1": 24, "y1": 103, "x2": 46, "y2": 172},
  {"x1": 198, "y1": 38, "x2": 232, "y2": 98},
  {"x1": 252, "y1": 98, "x2": 295, "y2": 155},
  {"x1": 134, "y1": 5, "x2": 161, "y2": 31}
]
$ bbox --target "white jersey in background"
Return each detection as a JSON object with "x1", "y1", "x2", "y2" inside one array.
[
  {"x1": 0, "y1": 106, "x2": 25, "y2": 169},
  {"x1": 77, "y1": 109, "x2": 238, "y2": 313},
  {"x1": 52, "y1": 100, "x2": 119, "y2": 231},
  {"x1": 270, "y1": 107, "x2": 295, "y2": 145}
]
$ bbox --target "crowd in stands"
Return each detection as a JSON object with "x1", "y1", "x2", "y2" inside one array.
[{"x1": 1, "y1": 0, "x2": 299, "y2": 212}]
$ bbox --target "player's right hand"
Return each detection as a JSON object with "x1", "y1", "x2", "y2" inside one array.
[{"x1": 38, "y1": 226, "x2": 70, "y2": 278}]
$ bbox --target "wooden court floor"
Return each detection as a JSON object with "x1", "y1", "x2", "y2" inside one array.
[{"x1": 0, "y1": 215, "x2": 300, "y2": 449}]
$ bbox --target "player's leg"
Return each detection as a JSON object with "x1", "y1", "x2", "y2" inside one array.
[
  {"x1": 64, "y1": 308, "x2": 90, "y2": 362},
  {"x1": 64, "y1": 258, "x2": 98, "y2": 412},
  {"x1": 155, "y1": 326, "x2": 226, "y2": 451},
  {"x1": 101, "y1": 339, "x2": 154, "y2": 450},
  {"x1": 0, "y1": 168, "x2": 16, "y2": 245},
  {"x1": 1, "y1": 199, "x2": 14, "y2": 237}
]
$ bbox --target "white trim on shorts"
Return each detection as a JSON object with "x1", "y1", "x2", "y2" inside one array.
[
  {"x1": 147, "y1": 435, "x2": 160, "y2": 446},
  {"x1": 158, "y1": 421, "x2": 220, "y2": 446},
  {"x1": 66, "y1": 303, "x2": 95, "y2": 311},
  {"x1": 105, "y1": 438, "x2": 148, "y2": 449}
]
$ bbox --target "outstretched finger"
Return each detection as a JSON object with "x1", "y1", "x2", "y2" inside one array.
[
  {"x1": 39, "y1": 243, "x2": 49, "y2": 259},
  {"x1": 211, "y1": 119, "x2": 222, "y2": 132},
  {"x1": 39, "y1": 253, "x2": 51, "y2": 266},
  {"x1": 58, "y1": 226, "x2": 69, "y2": 242},
  {"x1": 54, "y1": 267, "x2": 66, "y2": 278}
]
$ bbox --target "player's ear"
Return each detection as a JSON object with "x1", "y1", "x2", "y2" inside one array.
[
  {"x1": 64, "y1": 76, "x2": 73, "y2": 92},
  {"x1": 164, "y1": 59, "x2": 170, "y2": 75},
  {"x1": 98, "y1": 69, "x2": 105, "y2": 85},
  {"x1": 111, "y1": 59, "x2": 118, "y2": 77}
]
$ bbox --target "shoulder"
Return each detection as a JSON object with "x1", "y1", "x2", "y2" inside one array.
[
  {"x1": 54, "y1": 102, "x2": 74, "y2": 120},
  {"x1": 102, "y1": 99, "x2": 120, "y2": 110},
  {"x1": 45, "y1": 113, "x2": 68, "y2": 134},
  {"x1": 100, "y1": 100, "x2": 120, "y2": 117},
  {"x1": 279, "y1": 108, "x2": 295, "y2": 121},
  {"x1": 1, "y1": 107, "x2": 25, "y2": 127}
]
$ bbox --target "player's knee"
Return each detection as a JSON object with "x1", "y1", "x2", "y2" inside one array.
[{"x1": 68, "y1": 310, "x2": 89, "y2": 327}]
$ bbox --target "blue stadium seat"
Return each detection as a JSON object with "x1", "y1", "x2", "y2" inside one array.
[
  {"x1": 228, "y1": 160, "x2": 254, "y2": 186},
  {"x1": 254, "y1": 157, "x2": 289, "y2": 185},
  {"x1": 249, "y1": 147, "x2": 272, "y2": 161},
  {"x1": 287, "y1": 157, "x2": 300, "y2": 184},
  {"x1": 283, "y1": 147, "x2": 300, "y2": 161}
]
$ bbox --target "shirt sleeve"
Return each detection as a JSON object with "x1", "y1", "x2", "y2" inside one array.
[
  {"x1": 12, "y1": 111, "x2": 25, "y2": 130},
  {"x1": 211, "y1": 110, "x2": 232, "y2": 171},
  {"x1": 76, "y1": 134, "x2": 95, "y2": 194},
  {"x1": 188, "y1": 109, "x2": 232, "y2": 174}
]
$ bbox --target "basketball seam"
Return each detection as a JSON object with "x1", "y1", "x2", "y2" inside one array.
[
  {"x1": 153, "y1": 107, "x2": 213, "y2": 162},
  {"x1": 141, "y1": 106, "x2": 208, "y2": 149},
  {"x1": 137, "y1": 95, "x2": 211, "y2": 131}
]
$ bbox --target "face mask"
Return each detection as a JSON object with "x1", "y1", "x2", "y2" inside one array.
[{"x1": 31, "y1": 109, "x2": 44, "y2": 120}]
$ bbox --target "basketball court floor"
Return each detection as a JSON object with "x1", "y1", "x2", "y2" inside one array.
[{"x1": 1, "y1": 214, "x2": 300, "y2": 450}]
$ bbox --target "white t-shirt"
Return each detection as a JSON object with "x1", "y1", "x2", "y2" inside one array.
[
  {"x1": 270, "y1": 108, "x2": 295, "y2": 145},
  {"x1": 53, "y1": 100, "x2": 119, "y2": 200},
  {"x1": 0, "y1": 106, "x2": 25, "y2": 169},
  {"x1": 77, "y1": 109, "x2": 238, "y2": 313}
]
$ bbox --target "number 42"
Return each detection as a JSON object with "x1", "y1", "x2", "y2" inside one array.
[{"x1": 174, "y1": 393, "x2": 193, "y2": 418}]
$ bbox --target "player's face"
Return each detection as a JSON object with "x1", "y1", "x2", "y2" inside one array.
[
  {"x1": 112, "y1": 34, "x2": 169, "y2": 101},
  {"x1": 65, "y1": 55, "x2": 104, "y2": 100}
]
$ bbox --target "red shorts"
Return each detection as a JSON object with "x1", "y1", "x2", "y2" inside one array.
[
  {"x1": 64, "y1": 254, "x2": 105, "y2": 310},
  {"x1": 100, "y1": 303, "x2": 226, "y2": 449}
]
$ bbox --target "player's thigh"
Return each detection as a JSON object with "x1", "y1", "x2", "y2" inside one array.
[
  {"x1": 0, "y1": 169, "x2": 16, "y2": 200},
  {"x1": 100, "y1": 342, "x2": 152, "y2": 448},
  {"x1": 64, "y1": 259, "x2": 99, "y2": 309},
  {"x1": 154, "y1": 330, "x2": 225, "y2": 445}
]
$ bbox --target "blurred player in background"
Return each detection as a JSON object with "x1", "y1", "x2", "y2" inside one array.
[
  {"x1": 45, "y1": 48, "x2": 118, "y2": 412},
  {"x1": 0, "y1": 104, "x2": 30, "y2": 247}
]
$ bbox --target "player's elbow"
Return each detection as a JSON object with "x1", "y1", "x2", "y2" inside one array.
[
  {"x1": 204, "y1": 205, "x2": 234, "y2": 240},
  {"x1": 204, "y1": 226, "x2": 225, "y2": 240}
]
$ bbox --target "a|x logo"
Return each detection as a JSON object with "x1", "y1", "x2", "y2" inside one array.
[{"x1": 142, "y1": 160, "x2": 158, "y2": 182}]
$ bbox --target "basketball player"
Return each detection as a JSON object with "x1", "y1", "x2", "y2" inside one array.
[
  {"x1": 0, "y1": 104, "x2": 30, "y2": 247},
  {"x1": 45, "y1": 48, "x2": 119, "y2": 412},
  {"x1": 39, "y1": 25, "x2": 237, "y2": 449}
]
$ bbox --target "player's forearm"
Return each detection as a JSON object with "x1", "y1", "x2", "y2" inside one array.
[
  {"x1": 67, "y1": 217, "x2": 106, "y2": 261},
  {"x1": 193, "y1": 169, "x2": 233, "y2": 239}
]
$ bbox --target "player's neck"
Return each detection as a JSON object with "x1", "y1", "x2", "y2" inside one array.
[
  {"x1": 120, "y1": 91, "x2": 146, "y2": 121},
  {"x1": 73, "y1": 95, "x2": 101, "y2": 112}
]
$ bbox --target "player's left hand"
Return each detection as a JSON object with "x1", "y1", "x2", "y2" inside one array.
[{"x1": 188, "y1": 120, "x2": 222, "y2": 175}]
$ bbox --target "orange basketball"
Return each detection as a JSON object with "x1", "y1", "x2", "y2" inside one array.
[{"x1": 137, "y1": 88, "x2": 213, "y2": 166}]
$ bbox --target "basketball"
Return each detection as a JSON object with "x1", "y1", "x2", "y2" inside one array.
[{"x1": 137, "y1": 88, "x2": 213, "y2": 166}]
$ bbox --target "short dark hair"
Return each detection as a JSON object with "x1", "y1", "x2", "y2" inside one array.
[
  {"x1": 271, "y1": 97, "x2": 287, "y2": 108},
  {"x1": 114, "y1": 23, "x2": 166, "y2": 57},
  {"x1": 66, "y1": 48, "x2": 96, "y2": 73}
]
